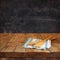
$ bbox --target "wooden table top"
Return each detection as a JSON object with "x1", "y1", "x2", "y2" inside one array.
[{"x1": 0, "y1": 33, "x2": 60, "y2": 58}]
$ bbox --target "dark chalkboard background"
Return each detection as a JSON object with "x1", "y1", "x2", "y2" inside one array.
[{"x1": 0, "y1": 0, "x2": 60, "y2": 33}]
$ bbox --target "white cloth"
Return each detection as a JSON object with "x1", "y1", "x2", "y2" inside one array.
[{"x1": 23, "y1": 38, "x2": 51, "y2": 50}]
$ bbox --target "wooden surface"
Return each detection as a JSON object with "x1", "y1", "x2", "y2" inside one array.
[
  {"x1": 0, "y1": 58, "x2": 60, "y2": 60},
  {"x1": 0, "y1": 33, "x2": 60, "y2": 58}
]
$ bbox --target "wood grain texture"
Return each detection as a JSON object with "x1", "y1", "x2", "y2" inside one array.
[
  {"x1": 0, "y1": 33, "x2": 60, "y2": 58},
  {"x1": 0, "y1": 58, "x2": 60, "y2": 60}
]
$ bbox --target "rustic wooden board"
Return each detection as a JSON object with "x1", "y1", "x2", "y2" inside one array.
[
  {"x1": 15, "y1": 43, "x2": 25, "y2": 52},
  {"x1": 1, "y1": 34, "x2": 20, "y2": 52},
  {"x1": 0, "y1": 33, "x2": 60, "y2": 57},
  {"x1": 0, "y1": 58, "x2": 60, "y2": 60},
  {"x1": 0, "y1": 33, "x2": 14, "y2": 51}
]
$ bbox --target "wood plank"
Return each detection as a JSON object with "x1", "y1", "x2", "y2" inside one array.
[
  {"x1": 0, "y1": 33, "x2": 14, "y2": 51},
  {"x1": 0, "y1": 33, "x2": 60, "y2": 58},
  {"x1": 15, "y1": 43, "x2": 25, "y2": 52},
  {"x1": 0, "y1": 58, "x2": 60, "y2": 60},
  {"x1": 0, "y1": 58, "x2": 7, "y2": 60},
  {"x1": 1, "y1": 34, "x2": 18, "y2": 52}
]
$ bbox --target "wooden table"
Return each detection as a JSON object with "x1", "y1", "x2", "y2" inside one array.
[{"x1": 0, "y1": 33, "x2": 60, "y2": 58}]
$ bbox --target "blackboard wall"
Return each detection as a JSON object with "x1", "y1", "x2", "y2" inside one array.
[{"x1": 0, "y1": 0, "x2": 60, "y2": 33}]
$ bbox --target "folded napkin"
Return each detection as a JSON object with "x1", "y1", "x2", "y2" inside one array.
[{"x1": 23, "y1": 38, "x2": 51, "y2": 50}]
